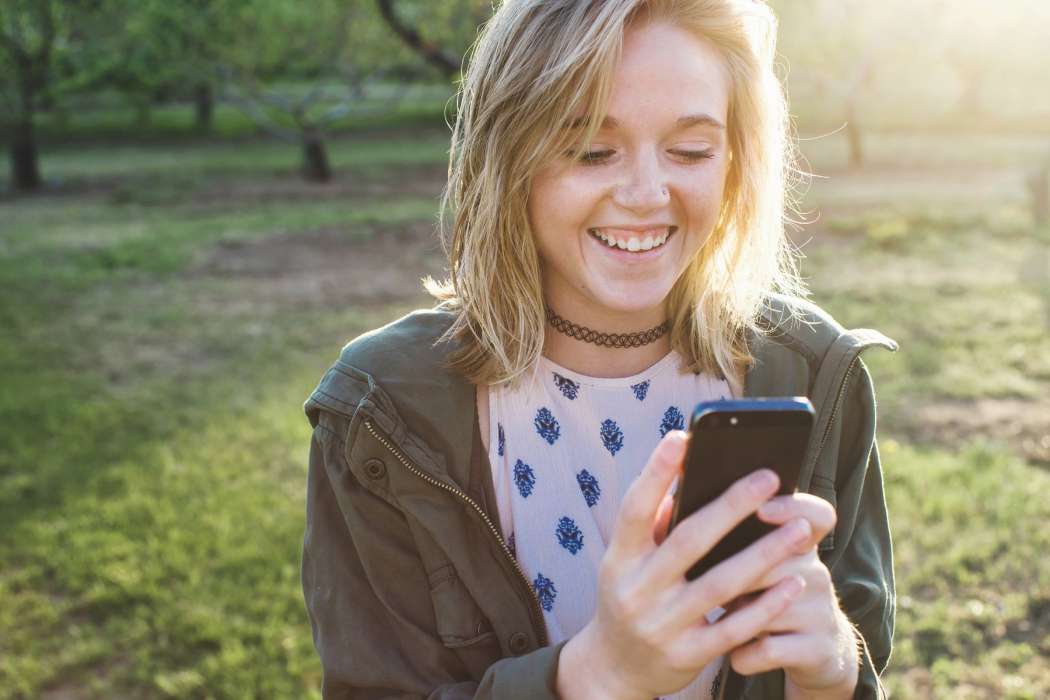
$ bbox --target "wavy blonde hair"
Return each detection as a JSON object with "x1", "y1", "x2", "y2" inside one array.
[{"x1": 424, "y1": 0, "x2": 810, "y2": 390}]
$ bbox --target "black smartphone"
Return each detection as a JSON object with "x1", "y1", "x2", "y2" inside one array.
[{"x1": 667, "y1": 397, "x2": 815, "y2": 581}]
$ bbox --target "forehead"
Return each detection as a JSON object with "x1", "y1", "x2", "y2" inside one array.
[{"x1": 565, "y1": 20, "x2": 730, "y2": 133}]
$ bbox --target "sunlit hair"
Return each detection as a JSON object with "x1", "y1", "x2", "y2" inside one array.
[{"x1": 424, "y1": 0, "x2": 810, "y2": 391}]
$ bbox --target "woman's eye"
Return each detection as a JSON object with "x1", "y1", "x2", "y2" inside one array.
[
  {"x1": 672, "y1": 150, "x2": 716, "y2": 162},
  {"x1": 568, "y1": 149, "x2": 614, "y2": 165},
  {"x1": 565, "y1": 149, "x2": 715, "y2": 166}
]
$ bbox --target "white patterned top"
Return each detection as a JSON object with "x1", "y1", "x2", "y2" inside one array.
[{"x1": 486, "y1": 349, "x2": 736, "y2": 700}]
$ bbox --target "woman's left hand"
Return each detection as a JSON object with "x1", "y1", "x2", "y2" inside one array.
[{"x1": 726, "y1": 493, "x2": 860, "y2": 699}]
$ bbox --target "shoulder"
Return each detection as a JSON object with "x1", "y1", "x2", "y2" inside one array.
[
  {"x1": 335, "y1": 305, "x2": 459, "y2": 378},
  {"x1": 303, "y1": 305, "x2": 473, "y2": 434},
  {"x1": 752, "y1": 292, "x2": 851, "y2": 370},
  {"x1": 753, "y1": 291, "x2": 898, "y2": 371},
  {"x1": 741, "y1": 293, "x2": 898, "y2": 408}
]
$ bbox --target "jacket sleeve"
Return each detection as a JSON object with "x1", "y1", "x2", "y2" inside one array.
[
  {"x1": 301, "y1": 417, "x2": 571, "y2": 700},
  {"x1": 730, "y1": 358, "x2": 894, "y2": 700},
  {"x1": 823, "y1": 359, "x2": 895, "y2": 699}
]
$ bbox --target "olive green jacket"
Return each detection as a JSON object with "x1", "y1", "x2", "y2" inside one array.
[{"x1": 301, "y1": 294, "x2": 899, "y2": 699}]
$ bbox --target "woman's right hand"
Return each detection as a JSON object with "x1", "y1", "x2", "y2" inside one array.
[{"x1": 555, "y1": 430, "x2": 816, "y2": 700}]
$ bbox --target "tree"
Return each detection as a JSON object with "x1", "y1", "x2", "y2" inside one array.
[
  {"x1": 0, "y1": 0, "x2": 123, "y2": 191},
  {"x1": 374, "y1": 0, "x2": 493, "y2": 79},
  {"x1": 120, "y1": 0, "x2": 247, "y2": 131},
  {"x1": 0, "y1": 0, "x2": 60, "y2": 190},
  {"x1": 74, "y1": 0, "x2": 252, "y2": 132},
  {"x1": 930, "y1": 0, "x2": 1050, "y2": 125},
  {"x1": 772, "y1": 0, "x2": 923, "y2": 168},
  {"x1": 220, "y1": 0, "x2": 418, "y2": 182}
]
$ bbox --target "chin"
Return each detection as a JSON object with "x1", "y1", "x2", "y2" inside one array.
[{"x1": 590, "y1": 284, "x2": 674, "y2": 316}]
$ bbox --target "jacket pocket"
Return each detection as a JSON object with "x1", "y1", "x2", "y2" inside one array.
[
  {"x1": 427, "y1": 563, "x2": 497, "y2": 648},
  {"x1": 809, "y1": 474, "x2": 837, "y2": 553}
]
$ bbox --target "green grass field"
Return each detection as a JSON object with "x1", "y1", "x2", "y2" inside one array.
[{"x1": 1, "y1": 111, "x2": 1048, "y2": 698}]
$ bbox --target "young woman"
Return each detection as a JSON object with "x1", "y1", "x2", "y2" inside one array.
[{"x1": 301, "y1": 1, "x2": 898, "y2": 699}]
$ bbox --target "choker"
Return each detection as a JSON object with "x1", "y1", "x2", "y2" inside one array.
[{"x1": 545, "y1": 306, "x2": 670, "y2": 348}]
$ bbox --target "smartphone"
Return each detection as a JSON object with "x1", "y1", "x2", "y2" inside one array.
[{"x1": 667, "y1": 397, "x2": 815, "y2": 581}]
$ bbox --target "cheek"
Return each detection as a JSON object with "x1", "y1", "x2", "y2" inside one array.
[
  {"x1": 528, "y1": 174, "x2": 599, "y2": 245},
  {"x1": 683, "y1": 167, "x2": 728, "y2": 210},
  {"x1": 678, "y1": 175, "x2": 728, "y2": 241}
]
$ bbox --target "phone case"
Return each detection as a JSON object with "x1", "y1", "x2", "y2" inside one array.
[{"x1": 668, "y1": 397, "x2": 815, "y2": 581}]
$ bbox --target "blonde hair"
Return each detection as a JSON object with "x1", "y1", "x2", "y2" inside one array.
[{"x1": 424, "y1": 0, "x2": 810, "y2": 390}]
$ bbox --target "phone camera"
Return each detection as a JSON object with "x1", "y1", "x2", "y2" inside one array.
[{"x1": 729, "y1": 416, "x2": 739, "y2": 426}]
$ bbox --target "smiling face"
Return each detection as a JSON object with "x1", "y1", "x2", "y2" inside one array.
[{"x1": 527, "y1": 19, "x2": 731, "y2": 329}]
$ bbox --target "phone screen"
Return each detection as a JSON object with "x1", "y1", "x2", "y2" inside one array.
[{"x1": 668, "y1": 399, "x2": 814, "y2": 581}]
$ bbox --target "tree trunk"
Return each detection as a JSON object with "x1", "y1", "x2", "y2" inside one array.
[
  {"x1": 845, "y1": 100, "x2": 864, "y2": 169},
  {"x1": 302, "y1": 133, "x2": 332, "y2": 182},
  {"x1": 1029, "y1": 163, "x2": 1050, "y2": 226},
  {"x1": 194, "y1": 83, "x2": 213, "y2": 131},
  {"x1": 950, "y1": 56, "x2": 983, "y2": 118},
  {"x1": 134, "y1": 96, "x2": 152, "y2": 128},
  {"x1": 957, "y1": 78, "x2": 982, "y2": 118},
  {"x1": 10, "y1": 118, "x2": 42, "y2": 191}
]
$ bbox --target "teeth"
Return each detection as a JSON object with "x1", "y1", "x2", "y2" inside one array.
[{"x1": 588, "y1": 227, "x2": 674, "y2": 252}]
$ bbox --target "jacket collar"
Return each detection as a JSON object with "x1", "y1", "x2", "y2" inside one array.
[{"x1": 321, "y1": 295, "x2": 897, "y2": 493}]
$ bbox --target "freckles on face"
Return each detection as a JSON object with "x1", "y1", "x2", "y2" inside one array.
[{"x1": 526, "y1": 20, "x2": 731, "y2": 314}]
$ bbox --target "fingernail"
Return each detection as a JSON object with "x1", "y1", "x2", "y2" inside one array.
[
  {"x1": 758, "y1": 499, "x2": 783, "y2": 518},
  {"x1": 667, "y1": 430, "x2": 687, "y2": 445},
  {"x1": 749, "y1": 469, "x2": 777, "y2": 495}
]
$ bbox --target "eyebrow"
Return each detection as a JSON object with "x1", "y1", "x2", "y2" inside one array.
[{"x1": 563, "y1": 113, "x2": 725, "y2": 131}]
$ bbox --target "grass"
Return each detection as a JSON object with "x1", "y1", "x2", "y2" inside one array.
[
  {"x1": 881, "y1": 439, "x2": 1050, "y2": 699},
  {"x1": 801, "y1": 207, "x2": 1050, "y2": 418},
  {"x1": 1, "y1": 112, "x2": 1048, "y2": 697},
  {"x1": 32, "y1": 82, "x2": 457, "y2": 144},
  {"x1": 34, "y1": 132, "x2": 451, "y2": 182},
  {"x1": 0, "y1": 145, "x2": 430, "y2": 696}
]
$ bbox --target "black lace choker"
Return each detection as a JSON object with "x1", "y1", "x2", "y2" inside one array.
[{"x1": 545, "y1": 306, "x2": 670, "y2": 348}]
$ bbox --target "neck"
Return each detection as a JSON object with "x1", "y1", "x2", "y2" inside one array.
[{"x1": 542, "y1": 298, "x2": 672, "y2": 379}]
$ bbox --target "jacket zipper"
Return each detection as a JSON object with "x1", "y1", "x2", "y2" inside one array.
[
  {"x1": 359, "y1": 344, "x2": 872, "y2": 659},
  {"x1": 730, "y1": 351, "x2": 863, "y2": 699},
  {"x1": 362, "y1": 418, "x2": 549, "y2": 648}
]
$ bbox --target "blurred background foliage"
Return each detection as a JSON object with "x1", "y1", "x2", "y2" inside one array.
[{"x1": 1, "y1": 1, "x2": 1049, "y2": 698}]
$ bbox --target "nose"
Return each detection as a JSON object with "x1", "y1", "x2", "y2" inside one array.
[{"x1": 612, "y1": 150, "x2": 671, "y2": 211}]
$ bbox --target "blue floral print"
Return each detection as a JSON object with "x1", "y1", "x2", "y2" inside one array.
[
  {"x1": 600, "y1": 419, "x2": 624, "y2": 456},
  {"x1": 660, "y1": 406, "x2": 685, "y2": 437},
  {"x1": 553, "y1": 372, "x2": 580, "y2": 400},
  {"x1": 514, "y1": 459, "x2": 536, "y2": 498},
  {"x1": 497, "y1": 422, "x2": 505, "y2": 456},
  {"x1": 576, "y1": 469, "x2": 601, "y2": 507},
  {"x1": 556, "y1": 516, "x2": 584, "y2": 555},
  {"x1": 631, "y1": 379, "x2": 650, "y2": 401},
  {"x1": 534, "y1": 572, "x2": 557, "y2": 612},
  {"x1": 534, "y1": 407, "x2": 561, "y2": 445}
]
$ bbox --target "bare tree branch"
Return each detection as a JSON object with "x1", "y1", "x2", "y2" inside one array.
[
  {"x1": 374, "y1": 0, "x2": 459, "y2": 77},
  {"x1": 218, "y1": 66, "x2": 298, "y2": 141}
]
